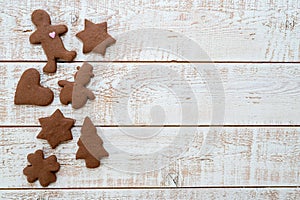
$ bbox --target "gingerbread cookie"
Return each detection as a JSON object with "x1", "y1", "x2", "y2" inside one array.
[
  {"x1": 76, "y1": 117, "x2": 108, "y2": 168},
  {"x1": 76, "y1": 19, "x2": 116, "y2": 55},
  {"x1": 72, "y1": 62, "x2": 95, "y2": 109},
  {"x1": 58, "y1": 80, "x2": 74, "y2": 105},
  {"x1": 14, "y1": 68, "x2": 54, "y2": 106},
  {"x1": 30, "y1": 10, "x2": 76, "y2": 73},
  {"x1": 57, "y1": 66, "x2": 80, "y2": 105},
  {"x1": 37, "y1": 109, "x2": 75, "y2": 148},
  {"x1": 23, "y1": 150, "x2": 60, "y2": 187}
]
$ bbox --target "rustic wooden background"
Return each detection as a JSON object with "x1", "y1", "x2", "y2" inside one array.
[{"x1": 0, "y1": 0, "x2": 300, "y2": 199}]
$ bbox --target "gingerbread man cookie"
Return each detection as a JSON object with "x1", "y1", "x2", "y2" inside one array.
[
  {"x1": 30, "y1": 10, "x2": 76, "y2": 73},
  {"x1": 72, "y1": 62, "x2": 95, "y2": 109}
]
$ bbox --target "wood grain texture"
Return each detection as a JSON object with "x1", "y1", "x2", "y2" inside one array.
[
  {"x1": 1, "y1": 0, "x2": 299, "y2": 195},
  {"x1": 1, "y1": 127, "x2": 299, "y2": 188},
  {"x1": 1, "y1": 63, "x2": 299, "y2": 126},
  {"x1": 1, "y1": 188, "x2": 299, "y2": 200},
  {"x1": 0, "y1": 0, "x2": 299, "y2": 61}
]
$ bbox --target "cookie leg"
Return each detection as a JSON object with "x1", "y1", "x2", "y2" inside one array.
[
  {"x1": 61, "y1": 50, "x2": 77, "y2": 61},
  {"x1": 44, "y1": 57, "x2": 57, "y2": 73}
]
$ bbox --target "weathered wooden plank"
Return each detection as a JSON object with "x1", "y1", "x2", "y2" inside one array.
[
  {"x1": 0, "y1": 127, "x2": 299, "y2": 188},
  {"x1": 1, "y1": 63, "x2": 300, "y2": 125},
  {"x1": 0, "y1": 0, "x2": 299, "y2": 61},
  {"x1": 1, "y1": 188, "x2": 299, "y2": 200}
]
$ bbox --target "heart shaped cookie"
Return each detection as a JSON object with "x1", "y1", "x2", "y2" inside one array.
[{"x1": 14, "y1": 68, "x2": 54, "y2": 106}]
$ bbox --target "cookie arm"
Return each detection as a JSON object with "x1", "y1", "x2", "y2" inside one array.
[
  {"x1": 58, "y1": 80, "x2": 71, "y2": 87},
  {"x1": 29, "y1": 31, "x2": 41, "y2": 44},
  {"x1": 53, "y1": 25, "x2": 68, "y2": 35}
]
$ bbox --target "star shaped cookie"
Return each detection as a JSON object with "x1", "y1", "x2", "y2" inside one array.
[
  {"x1": 76, "y1": 19, "x2": 116, "y2": 55},
  {"x1": 37, "y1": 109, "x2": 75, "y2": 148}
]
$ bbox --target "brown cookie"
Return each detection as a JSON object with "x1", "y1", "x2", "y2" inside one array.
[
  {"x1": 30, "y1": 10, "x2": 77, "y2": 73},
  {"x1": 76, "y1": 19, "x2": 116, "y2": 55},
  {"x1": 37, "y1": 109, "x2": 75, "y2": 148},
  {"x1": 76, "y1": 117, "x2": 108, "y2": 168},
  {"x1": 57, "y1": 66, "x2": 80, "y2": 105},
  {"x1": 14, "y1": 68, "x2": 54, "y2": 106},
  {"x1": 72, "y1": 62, "x2": 95, "y2": 109},
  {"x1": 58, "y1": 80, "x2": 74, "y2": 105},
  {"x1": 23, "y1": 150, "x2": 60, "y2": 187}
]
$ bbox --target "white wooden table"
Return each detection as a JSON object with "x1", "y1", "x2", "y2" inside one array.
[{"x1": 0, "y1": 0, "x2": 299, "y2": 199}]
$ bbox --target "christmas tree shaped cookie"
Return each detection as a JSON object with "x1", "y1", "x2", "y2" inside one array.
[{"x1": 76, "y1": 117, "x2": 108, "y2": 168}]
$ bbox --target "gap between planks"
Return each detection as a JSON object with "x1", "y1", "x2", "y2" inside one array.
[
  {"x1": 0, "y1": 186, "x2": 299, "y2": 190},
  {"x1": 1, "y1": 61, "x2": 300, "y2": 64},
  {"x1": 2, "y1": 125, "x2": 300, "y2": 128}
]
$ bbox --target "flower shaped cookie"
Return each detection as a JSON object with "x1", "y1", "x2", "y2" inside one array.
[{"x1": 23, "y1": 150, "x2": 60, "y2": 187}]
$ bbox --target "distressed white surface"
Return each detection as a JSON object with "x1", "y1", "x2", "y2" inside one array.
[
  {"x1": 0, "y1": 0, "x2": 299, "y2": 61},
  {"x1": 0, "y1": 0, "x2": 299, "y2": 198},
  {"x1": 1, "y1": 63, "x2": 299, "y2": 125},
  {"x1": 0, "y1": 127, "x2": 299, "y2": 188},
  {"x1": 1, "y1": 188, "x2": 299, "y2": 200}
]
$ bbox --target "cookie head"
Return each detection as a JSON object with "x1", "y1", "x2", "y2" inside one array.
[
  {"x1": 75, "y1": 63, "x2": 94, "y2": 85},
  {"x1": 31, "y1": 9, "x2": 51, "y2": 27}
]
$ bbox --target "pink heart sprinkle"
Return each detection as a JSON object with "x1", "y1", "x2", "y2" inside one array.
[{"x1": 49, "y1": 31, "x2": 56, "y2": 39}]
